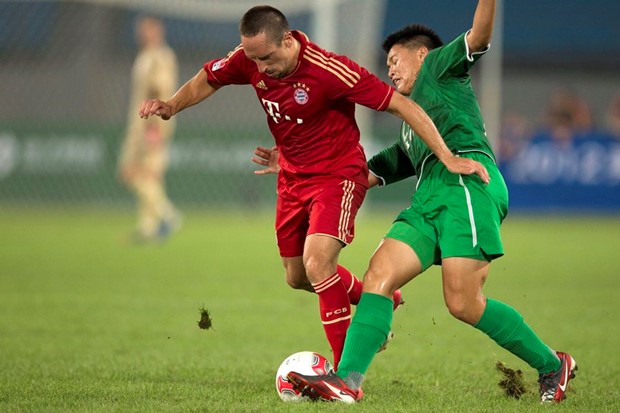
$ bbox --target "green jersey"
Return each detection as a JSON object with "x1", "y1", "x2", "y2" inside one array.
[{"x1": 369, "y1": 32, "x2": 495, "y2": 185}]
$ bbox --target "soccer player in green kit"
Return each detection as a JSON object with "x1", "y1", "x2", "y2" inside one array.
[{"x1": 287, "y1": 0, "x2": 577, "y2": 404}]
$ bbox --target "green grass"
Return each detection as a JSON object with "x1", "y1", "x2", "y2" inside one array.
[{"x1": 1, "y1": 207, "x2": 619, "y2": 412}]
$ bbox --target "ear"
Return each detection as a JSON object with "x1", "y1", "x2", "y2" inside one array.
[
  {"x1": 417, "y1": 46, "x2": 429, "y2": 61},
  {"x1": 282, "y1": 31, "x2": 293, "y2": 48}
]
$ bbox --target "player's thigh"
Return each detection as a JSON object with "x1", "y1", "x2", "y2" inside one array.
[
  {"x1": 441, "y1": 257, "x2": 490, "y2": 298},
  {"x1": 276, "y1": 175, "x2": 365, "y2": 259},
  {"x1": 307, "y1": 178, "x2": 367, "y2": 246},
  {"x1": 363, "y1": 237, "x2": 424, "y2": 296},
  {"x1": 438, "y1": 156, "x2": 508, "y2": 261},
  {"x1": 302, "y1": 234, "x2": 343, "y2": 283},
  {"x1": 384, "y1": 217, "x2": 440, "y2": 271},
  {"x1": 275, "y1": 192, "x2": 309, "y2": 258}
]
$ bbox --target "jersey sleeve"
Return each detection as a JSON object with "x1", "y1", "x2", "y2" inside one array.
[
  {"x1": 203, "y1": 45, "x2": 251, "y2": 86},
  {"x1": 323, "y1": 53, "x2": 394, "y2": 111},
  {"x1": 368, "y1": 141, "x2": 417, "y2": 186},
  {"x1": 425, "y1": 32, "x2": 488, "y2": 80}
]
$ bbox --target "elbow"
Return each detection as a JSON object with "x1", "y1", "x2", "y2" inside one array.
[
  {"x1": 476, "y1": 32, "x2": 492, "y2": 49},
  {"x1": 467, "y1": 27, "x2": 493, "y2": 53}
]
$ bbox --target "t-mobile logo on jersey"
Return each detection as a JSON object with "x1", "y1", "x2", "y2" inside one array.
[
  {"x1": 261, "y1": 98, "x2": 304, "y2": 125},
  {"x1": 325, "y1": 307, "x2": 348, "y2": 318}
]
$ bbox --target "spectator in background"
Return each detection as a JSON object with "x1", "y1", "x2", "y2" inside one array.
[
  {"x1": 543, "y1": 88, "x2": 592, "y2": 144},
  {"x1": 118, "y1": 16, "x2": 181, "y2": 243},
  {"x1": 606, "y1": 90, "x2": 620, "y2": 138},
  {"x1": 498, "y1": 110, "x2": 532, "y2": 162}
]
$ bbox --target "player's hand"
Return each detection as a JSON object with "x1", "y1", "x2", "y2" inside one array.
[
  {"x1": 252, "y1": 146, "x2": 280, "y2": 175},
  {"x1": 443, "y1": 156, "x2": 490, "y2": 184},
  {"x1": 139, "y1": 99, "x2": 173, "y2": 120}
]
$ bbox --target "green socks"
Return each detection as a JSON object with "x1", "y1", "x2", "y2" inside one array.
[
  {"x1": 336, "y1": 293, "x2": 393, "y2": 387},
  {"x1": 335, "y1": 294, "x2": 560, "y2": 389},
  {"x1": 474, "y1": 298, "x2": 560, "y2": 374}
]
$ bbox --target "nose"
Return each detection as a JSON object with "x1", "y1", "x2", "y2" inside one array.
[
  {"x1": 388, "y1": 66, "x2": 396, "y2": 80},
  {"x1": 256, "y1": 61, "x2": 269, "y2": 74}
]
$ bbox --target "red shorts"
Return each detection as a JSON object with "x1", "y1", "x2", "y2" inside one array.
[{"x1": 275, "y1": 173, "x2": 368, "y2": 257}]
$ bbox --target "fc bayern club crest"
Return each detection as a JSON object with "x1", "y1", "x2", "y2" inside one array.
[{"x1": 293, "y1": 82, "x2": 310, "y2": 105}]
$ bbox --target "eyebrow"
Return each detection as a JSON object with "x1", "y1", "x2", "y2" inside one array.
[{"x1": 256, "y1": 52, "x2": 273, "y2": 61}]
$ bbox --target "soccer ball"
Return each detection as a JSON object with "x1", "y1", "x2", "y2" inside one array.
[{"x1": 275, "y1": 351, "x2": 333, "y2": 402}]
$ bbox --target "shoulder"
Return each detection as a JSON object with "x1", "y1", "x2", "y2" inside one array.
[
  {"x1": 222, "y1": 44, "x2": 247, "y2": 64},
  {"x1": 301, "y1": 43, "x2": 363, "y2": 89},
  {"x1": 434, "y1": 32, "x2": 486, "y2": 63},
  {"x1": 209, "y1": 44, "x2": 249, "y2": 72},
  {"x1": 422, "y1": 32, "x2": 478, "y2": 77}
]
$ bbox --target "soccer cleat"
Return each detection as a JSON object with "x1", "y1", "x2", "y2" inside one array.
[
  {"x1": 538, "y1": 351, "x2": 578, "y2": 403},
  {"x1": 377, "y1": 290, "x2": 404, "y2": 353},
  {"x1": 376, "y1": 331, "x2": 394, "y2": 353},
  {"x1": 287, "y1": 371, "x2": 361, "y2": 404},
  {"x1": 392, "y1": 289, "x2": 404, "y2": 311},
  {"x1": 156, "y1": 212, "x2": 183, "y2": 241}
]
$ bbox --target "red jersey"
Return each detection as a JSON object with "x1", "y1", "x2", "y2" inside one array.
[{"x1": 204, "y1": 31, "x2": 394, "y2": 186}]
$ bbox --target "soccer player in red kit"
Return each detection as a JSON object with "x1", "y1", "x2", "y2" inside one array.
[{"x1": 139, "y1": 5, "x2": 489, "y2": 367}]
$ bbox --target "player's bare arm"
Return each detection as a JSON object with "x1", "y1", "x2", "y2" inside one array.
[
  {"x1": 139, "y1": 69, "x2": 219, "y2": 120},
  {"x1": 368, "y1": 172, "x2": 381, "y2": 188},
  {"x1": 466, "y1": 0, "x2": 496, "y2": 53},
  {"x1": 387, "y1": 92, "x2": 490, "y2": 183}
]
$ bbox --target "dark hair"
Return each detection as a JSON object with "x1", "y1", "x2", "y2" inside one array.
[
  {"x1": 382, "y1": 24, "x2": 443, "y2": 54},
  {"x1": 240, "y1": 5, "x2": 290, "y2": 44}
]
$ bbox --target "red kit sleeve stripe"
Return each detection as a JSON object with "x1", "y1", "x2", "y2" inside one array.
[{"x1": 303, "y1": 47, "x2": 360, "y2": 88}]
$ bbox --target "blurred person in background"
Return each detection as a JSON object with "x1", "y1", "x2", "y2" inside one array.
[
  {"x1": 605, "y1": 90, "x2": 620, "y2": 138},
  {"x1": 138, "y1": 5, "x2": 489, "y2": 368},
  {"x1": 498, "y1": 110, "x2": 532, "y2": 162},
  {"x1": 285, "y1": 0, "x2": 577, "y2": 404},
  {"x1": 542, "y1": 87, "x2": 592, "y2": 144},
  {"x1": 118, "y1": 15, "x2": 181, "y2": 243}
]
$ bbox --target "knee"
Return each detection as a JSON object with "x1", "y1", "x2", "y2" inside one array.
[
  {"x1": 445, "y1": 299, "x2": 470, "y2": 323},
  {"x1": 445, "y1": 296, "x2": 484, "y2": 325},
  {"x1": 303, "y1": 256, "x2": 335, "y2": 284},
  {"x1": 285, "y1": 272, "x2": 312, "y2": 291},
  {"x1": 282, "y1": 261, "x2": 313, "y2": 292},
  {"x1": 362, "y1": 265, "x2": 396, "y2": 296}
]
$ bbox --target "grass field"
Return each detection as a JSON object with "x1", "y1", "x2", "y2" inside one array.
[{"x1": 1, "y1": 207, "x2": 619, "y2": 412}]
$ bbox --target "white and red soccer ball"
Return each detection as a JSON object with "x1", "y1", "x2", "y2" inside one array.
[{"x1": 275, "y1": 351, "x2": 333, "y2": 402}]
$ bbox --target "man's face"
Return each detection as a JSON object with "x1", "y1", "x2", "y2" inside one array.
[
  {"x1": 242, "y1": 31, "x2": 296, "y2": 79},
  {"x1": 386, "y1": 44, "x2": 425, "y2": 95},
  {"x1": 137, "y1": 17, "x2": 163, "y2": 48}
]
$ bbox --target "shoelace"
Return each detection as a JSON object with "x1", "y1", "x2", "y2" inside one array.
[{"x1": 538, "y1": 371, "x2": 558, "y2": 397}]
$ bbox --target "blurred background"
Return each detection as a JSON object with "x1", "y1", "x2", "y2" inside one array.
[{"x1": 1, "y1": 0, "x2": 619, "y2": 213}]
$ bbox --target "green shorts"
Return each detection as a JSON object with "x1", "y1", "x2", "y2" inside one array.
[{"x1": 385, "y1": 152, "x2": 508, "y2": 271}]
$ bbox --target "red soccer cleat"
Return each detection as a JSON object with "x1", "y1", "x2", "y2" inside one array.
[
  {"x1": 392, "y1": 289, "x2": 404, "y2": 311},
  {"x1": 287, "y1": 371, "x2": 362, "y2": 404},
  {"x1": 538, "y1": 351, "x2": 578, "y2": 403}
]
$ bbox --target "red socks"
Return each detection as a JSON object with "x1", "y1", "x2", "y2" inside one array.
[
  {"x1": 338, "y1": 265, "x2": 403, "y2": 310},
  {"x1": 337, "y1": 265, "x2": 363, "y2": 305},
  {"x1": 312, "y1": 266, "x2": 401, "y2": 367},
  {"x1": 312, "y1": 272, "x2": 352, "y2": 368}
]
